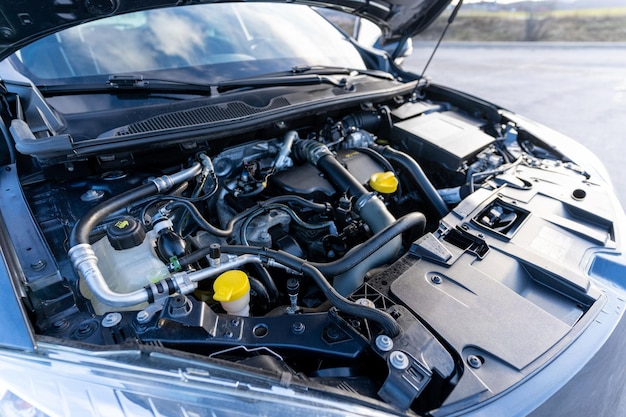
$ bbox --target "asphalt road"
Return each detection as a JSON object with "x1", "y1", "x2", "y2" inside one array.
[{"x1": 404, "y1": 42, "x2": 626, "y2": 207}]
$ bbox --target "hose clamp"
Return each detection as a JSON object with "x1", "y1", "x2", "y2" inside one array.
[
  {"x1": 172, "y1": 272, "x2": 197, "y2": 295},
  {"x1": 151, "y1": 176, "x2": 174, "y2": 193},
  {"x1": 68, "y1": 243, "x2": 97, "y2": 268},
  {"x1": 355, "y1": 192, "x2": 377, "y2": 213}
]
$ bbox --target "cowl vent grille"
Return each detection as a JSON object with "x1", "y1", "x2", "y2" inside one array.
[{"x1": 115, "y1": 97, "x2": 291, "y2": 136}]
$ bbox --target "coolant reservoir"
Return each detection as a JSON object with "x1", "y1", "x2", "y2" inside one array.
[{"x1": 79, "y1": 218, "x2": 170, "y2": 315}]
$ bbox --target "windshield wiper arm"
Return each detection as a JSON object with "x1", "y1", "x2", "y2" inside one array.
[
  {"x1": 217, "y1": 74, "x2": 352, "y2": 94},
  {"x1": 216, "y1": 65, "x2": 396, "y2": 93},
  {"x1": 37, "y1": 75, "x2": 213, "y2": 96},
  {"x1": 290, "y1": 65, "x2": 395, "y2": 81}
]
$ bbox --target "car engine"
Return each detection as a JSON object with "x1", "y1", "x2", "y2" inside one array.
[{"x1": 6, "y1": 92, "x2": 602, "y2": 414}]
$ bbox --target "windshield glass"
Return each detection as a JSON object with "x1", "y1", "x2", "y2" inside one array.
[{"x1": 11, "y1": 3, "x2": 365, "y2": 84}]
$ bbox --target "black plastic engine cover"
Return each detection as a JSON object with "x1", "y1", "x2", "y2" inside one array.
[{"x1": 271, "y1": 149, "x2": 385, "y2": 200}]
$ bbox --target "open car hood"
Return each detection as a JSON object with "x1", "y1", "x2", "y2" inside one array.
[{"x1": 0, "y1": 0, "x2": 451, "y2": 61}]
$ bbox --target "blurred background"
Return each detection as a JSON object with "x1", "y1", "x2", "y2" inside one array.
[
  {"x1": 416, "y1": 0, "x2": 626, "y2": 42},
  {"x1": 321, "y1": 0, "x2": 626, "y2": 204},
  {"x1": 406, "y1": 0, "x2": 626, "y2": 205}
]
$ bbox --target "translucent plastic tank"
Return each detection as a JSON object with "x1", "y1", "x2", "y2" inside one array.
[{"x1": 79, "y1": 219, "x2": 170, "y2": 315}]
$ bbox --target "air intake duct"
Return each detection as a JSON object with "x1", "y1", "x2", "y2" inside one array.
[{"x1": 293, "y1": 137, "x2": 402, "y2": 294}]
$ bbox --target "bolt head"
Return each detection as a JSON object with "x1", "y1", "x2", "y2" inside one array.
[
  {"x1": 375, "y1": 335, "x2": 394, "y2": 352},
  {"x1": 356, "y1": 298, "x2": 375, "y2": 308},
  {"x1": 467, "y1": 354, "x2": 482, "y2": 369},
  {"x1": 325, "y1": 326, "x2": 341, "y2": 341},
  {"x1": 136, "y1": 310, "x2": 150, "y2": 323},
  {"x1": 30, "y1": 260, "x2": 47, "y2": 271},
  {"x1": 389, "y1": 351, "x2": 410, "y2": 370},
  {"x1": 292, "y1": 322, "x2": 305, "y2": 334},
  {"x1": 102, "y1": 312, "x2": 122, "y2": 327}
]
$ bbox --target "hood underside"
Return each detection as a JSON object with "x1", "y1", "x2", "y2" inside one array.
[{"x1": 0, "y1": 0, "x2": 451, "y2": 62}]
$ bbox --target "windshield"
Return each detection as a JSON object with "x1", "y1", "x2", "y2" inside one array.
[{"x1": 11, "y1": 3, "x2": 366, "y2": 84}]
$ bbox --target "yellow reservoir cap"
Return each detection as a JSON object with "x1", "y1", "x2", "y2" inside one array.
[
  {"x1": 370, "y1": 171, "x2": 398, "y2": 194},
  {"x1": 213, "y1": 270, "x2": 250, "y2": 302}
]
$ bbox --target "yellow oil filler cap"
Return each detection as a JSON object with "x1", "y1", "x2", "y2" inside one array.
[
  {"x1": 213, "y1": 270, "x2": 251, "y2": 316},
  {"x1": 370, "y1": 171, "x2": 398, "y2": 194}
]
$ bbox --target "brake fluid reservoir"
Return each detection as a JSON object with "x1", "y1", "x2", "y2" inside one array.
[{"x1": 79, "y1": 218, "x2": 170, "y2": 315}]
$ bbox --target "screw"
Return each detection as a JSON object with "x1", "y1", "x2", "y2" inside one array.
[
  {"x1": 0, "y1": 27, "x2": 14, "y2": 39},
  {"x1": 77, "y1": 321, "x2": 94, "y2": 336},
  {"x1": 389, "y1": 351, "x2": 410, "y2": 370},
  {"x1": 467, "y1": 355, "x2": 482, "y2": 369},
  {"x1": 81, "y1": 189, "x2": 105, "y2": 202},
  {"x1": 375, "y1": 335, "x2": 394, "y2": 352},
  {"x1": 30, "y1": 260, "x2": 46, "y2": 271},
  {"x1": 355, "y1": 298, "x2": 375, "y2": 308},
  {"x1": 292, "y1": 322, "x2": 305, "y2": 334},
  {"x1": 325, "y1": 326, "x2": 341, "y2": 341},
  {"x1": 431, "y1": 275, "x2": 443, "y2": 284},
  {"x1": 102, "y1": 312, "x2": 122, "y2": 328},
  {"x1": 136, "y1": 310, "x2": 150, "y2": 323},
  {"x1": 51, "y1": 319, "x2": 69, "y2": 332}
]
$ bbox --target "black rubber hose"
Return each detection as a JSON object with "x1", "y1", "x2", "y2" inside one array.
[
  {"x1": 317, "y1": 153, "x2": 368, "y2": 198},
  {"x1": 310, "y1": 212, "x2": 425, "y2": 277},
  {"x1": 371, "y1": 145, "x2": 449, "y2": 218},
  {"x1": 249, "y1": 276, "x2": 271, "y2": 310},
  {"x1": 167, "y1": 200, "x2": 234, "y2": 237},
  {"x1": 70, "y1": 182, "x2": 158, "y2": 246},
  {"x1": 342, "y1": 111, "x2": 381, "y2": 133},
  {"x1": 354, "y1": 146, "x2": 403, "y2": 196},
  {"x1": 220, "y1": 245, "x2": 402, "y2": 337},
  {"x1": 173, "y1": 195, "x2": 331, "y2": 267},
  {"x1": 293, "y1": 139, "x2": 368, "y2": 199},
  {"x1": 355, "y1": 146, "x2": 396, "y2": 173},
  {"x1": 249, "y1": 263, "x2": 279, "y2": 305},
  {"x1": 258, "y1": 195, "x2": 330, "y2": 213},
  {"x1": 168, "y1": 195, "x2": 330, "y2": 239}
]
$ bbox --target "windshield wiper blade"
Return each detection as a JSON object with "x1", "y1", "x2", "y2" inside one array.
[
  {"x1": 37, "y1": 75, "x2": 213, "y2": 96},
  {"x1": 216, "y1": 74, "x2": 352, "y2": 94}
]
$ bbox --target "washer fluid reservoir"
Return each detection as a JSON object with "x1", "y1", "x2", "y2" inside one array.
[{"x1": 79, "y1": 217, "x2": 171, "y2": 315}]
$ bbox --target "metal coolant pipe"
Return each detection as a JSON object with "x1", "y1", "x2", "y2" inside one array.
[
  {"x1": 68, "y1": 161, "x2": 204, "y2": 308},
  {"x1": 293, "y1": 138, "x2": 402, "y2": 295}
]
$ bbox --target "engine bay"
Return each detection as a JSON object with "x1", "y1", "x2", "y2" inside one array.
[{"x1": 3, "y1": 90, "x2": 608, "y2": 414}]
